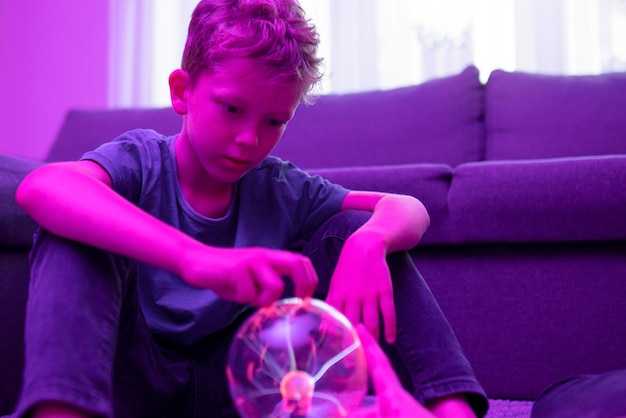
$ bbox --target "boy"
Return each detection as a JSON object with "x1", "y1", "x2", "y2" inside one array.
[{"x1": 13, "y1": 1, "x2": 487, "y2": 417}]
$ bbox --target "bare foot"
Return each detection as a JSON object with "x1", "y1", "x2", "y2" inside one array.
[
  {"x1": 427, "y1": 394, "x2": 476, "y2": 418},
  {"x1": 31, "y1": 402, "x2": 91, "y2": 418}
]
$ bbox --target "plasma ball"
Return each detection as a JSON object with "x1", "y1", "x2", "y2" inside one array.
[
  {"x1": 280, "y1": 370, "x2": 316, "y2": 415},
  {"x1": 226, "y1": 297, "x2": 368, "y2": 418}
]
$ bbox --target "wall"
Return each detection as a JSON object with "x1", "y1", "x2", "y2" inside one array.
[{"x1": 0, "y1": 1, "x2": 109, "y2": 160}]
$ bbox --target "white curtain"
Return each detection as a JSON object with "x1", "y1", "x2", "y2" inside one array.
[
  {"x1": 108, "y1": 0, "x2": 626, "y2": 107},
  {"x1": 108, "y1": 0, "x2": 197, "y2": 107}
]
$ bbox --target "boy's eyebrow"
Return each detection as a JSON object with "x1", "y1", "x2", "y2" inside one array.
[
  {"x1": 269, "y1": 110, "x2": 297, "y2": 121},
  {"x1": 211, "y1": 91, "x2": 296, "y2": 120},
  {"x1": 209, "y1": 89, "x2": 241, "y2": 102}
]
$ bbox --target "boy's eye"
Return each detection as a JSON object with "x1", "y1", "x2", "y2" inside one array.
[
  {"x1": 268, "y1": 118, "x2": 287, "y2": 128},
  {"x1": 224, "y1": 104, "x2": 241, "y2": 114}
]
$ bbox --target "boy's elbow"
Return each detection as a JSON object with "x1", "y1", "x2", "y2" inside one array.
[
  {"x1": 400, "y1": 194, "x2": 429, "y2": 226},
  {"x1": 408, "y1": 196, "x2": 430, "y2": 235},
  {"x1": 16, "y1": 169, "x2": 42, "y2": 213},
  {"x1": 417, "y1": 199, "x2": 430, "y2": 228},
  {"x1": 15, "y1": 165, "x2": 56, "y2": 215}
]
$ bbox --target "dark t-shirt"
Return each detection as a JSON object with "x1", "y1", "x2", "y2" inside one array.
[{"x1": 82, "y1": 129, "x2": 348, "y2": 345}]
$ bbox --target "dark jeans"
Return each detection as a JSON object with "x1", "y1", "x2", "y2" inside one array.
[
  {"x1": 531, "y1": 369, "x2": 626, "y2": 418},
  {"x1": 13, "y1": 211, "x2": 487, "y2": 417}
]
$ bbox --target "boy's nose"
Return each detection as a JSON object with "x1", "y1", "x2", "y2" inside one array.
[{"x1": 235, "y1": 128, "x2": 259, "y2": 147}]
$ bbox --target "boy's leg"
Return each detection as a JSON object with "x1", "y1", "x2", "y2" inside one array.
[
  {"x1": 178, "y1": 311, "x2": 258, "y2": 417},
  {"x1": 302, "y1": 210, "x2": 489, "y2": 417},
  {"x1": 14, "y1": 229, "x2": 189, "y2": 418},
  {"x1": 531, "y1": 369, "x2": 626, "y2": 418}
]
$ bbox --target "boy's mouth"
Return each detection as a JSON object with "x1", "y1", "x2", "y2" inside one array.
[{"x1": 223, "y1": 155, "x2": 250, "y2": 169}]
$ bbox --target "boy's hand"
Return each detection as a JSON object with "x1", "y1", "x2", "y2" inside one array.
[
  {"x1": 326, "y1": 231, "x2": 397, "y2": 344},
  {"x1": 351, "y1": 325, "x2": 435, "y2": 418},
  {"x1": 179, "y1": 246, "x2": 318, "y2": 307}
]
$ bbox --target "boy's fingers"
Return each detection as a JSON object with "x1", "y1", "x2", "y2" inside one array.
[
  {"x1": 344, "y1": 299, "x2": 362, "y2": 329},
  {"x1": 253, "y1": 264, "x2": 285, "y2": 306},
  {"x1": 272, "y1": 253, "x2": 318, "y2": 299},
  {"x1": 362, "y1": 299, "x2": 380, "y2": 342},
  {"x1": 380, "y1": 293, "x2": 397, "y2": 344},
  {"x1": 232, "y1": 270, "x2": 257, "y2": 305},
  {"x1": 299, "y1": 257, "x2": 319, "y2": 297}
]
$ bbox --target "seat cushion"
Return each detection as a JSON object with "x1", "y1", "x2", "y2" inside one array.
[{"x1": 448, "y1": 155, "x2": 626, "y2": 243}]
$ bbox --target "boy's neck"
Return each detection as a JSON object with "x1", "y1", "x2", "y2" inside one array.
[
  {"x1": 182, "y1": 183, "x2": 234, "y2": 219},
  {"x1": 174, "y1": 135, "x2": 235, "y2": 219}
]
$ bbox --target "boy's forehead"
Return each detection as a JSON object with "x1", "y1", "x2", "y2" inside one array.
[
  {"x1": 202, "y1": 58, "x2": 304, "y2": 97},
  {"x1": 210, "y1": 57, "x2": 289, "y2": 81},
  {"x1": 197, "y1": 59, "x2": 303, "y2": 111}
]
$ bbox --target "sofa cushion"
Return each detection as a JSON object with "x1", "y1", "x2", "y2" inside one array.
[
  {"x1": 273, "y1": 66, "x2": 485, "y2": 169},
  {"x1": 309, "y1": 164, "x2": 454, "y2": 244},
  {"x1": 448, "y1": 156, "x2": 626, "y2": 243},
  {"x1": 0, "y1": 153, "x2": 42, "y2": 247},
  {"x1": 485, "y1": 70, "x2": 626, "y2": 160},
  {"x1": 46, "y1": 108, "x2": 182, "y2": 162}
]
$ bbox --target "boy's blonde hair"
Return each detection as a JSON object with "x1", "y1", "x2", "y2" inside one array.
[{"x1": 182, "y1": 0, "x2": 323, "y2": 102}]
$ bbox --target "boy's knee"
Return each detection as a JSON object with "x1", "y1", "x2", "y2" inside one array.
[
  {"x1": 299, "y1": 211, "x2": 371, "y2": 297},
  {"x1": 30, "y1": 227, "x2": 135, "y2": 289}
]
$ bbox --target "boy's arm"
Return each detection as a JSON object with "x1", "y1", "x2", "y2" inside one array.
[
  {"x1": 340, "y1": 191, "x2": 430, "y2": 252},
  {"x1": 16, "y1": 160, "x2": 317, "y2": 306},
  {"x1": 327, "y1": 191, "x2": 430, "y2": 343},
  {"x1": 351, "y1": 325, "x2": 436, "y2": 418},
  {"x1": 353, "y1": 325, "x2": 475, "y2": 418}
]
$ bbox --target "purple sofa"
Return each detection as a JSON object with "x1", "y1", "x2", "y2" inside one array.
[{"x1": 1, "y1": 66, "x2": 625, "y2": 416}]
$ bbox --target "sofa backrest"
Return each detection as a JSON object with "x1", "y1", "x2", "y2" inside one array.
[
  {"x1": 47, "y1": 67, "x2": 485, "y2": 168},
  {"x1": 273, "y1": 65, "x2": 486, "y2": 169},
  {"x1": 485, "y1": 69, "x2": 626, "y2": 161},
  {"x1": 46, "y1": 108, "x2": 182, "y2": 162},
  {"x1": 48, "y1": 68, "x2": 626, "y2": 167}
]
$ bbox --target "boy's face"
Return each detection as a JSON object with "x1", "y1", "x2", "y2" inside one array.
[{"x1": 174, "y1": 58, "x2": 302, "y2": 188}]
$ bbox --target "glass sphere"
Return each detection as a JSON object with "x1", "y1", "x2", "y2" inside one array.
[{"x1": 227, "y1": 297, "x2": 368, "y2": 418}]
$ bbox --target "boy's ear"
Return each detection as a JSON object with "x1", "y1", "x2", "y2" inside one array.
[{"x1": 169, "y1": 69, "x2": 190, "y2": 115}]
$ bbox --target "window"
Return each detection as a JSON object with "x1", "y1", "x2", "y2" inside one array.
[{"x1": 108, "y1": 0, "x2": 626, "y2": 107}]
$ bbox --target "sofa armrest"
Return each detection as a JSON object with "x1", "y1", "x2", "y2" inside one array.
[{"x1": 0, "y1": 153, "x2": 42, "y2": 247}]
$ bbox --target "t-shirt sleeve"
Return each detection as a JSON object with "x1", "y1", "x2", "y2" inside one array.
[
  {"x1": 281, "y1": 164, "x2": 349, "y2": 241},
  {"x1": 80, "y1": 130, "x2": 168, "y2": 204}
]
